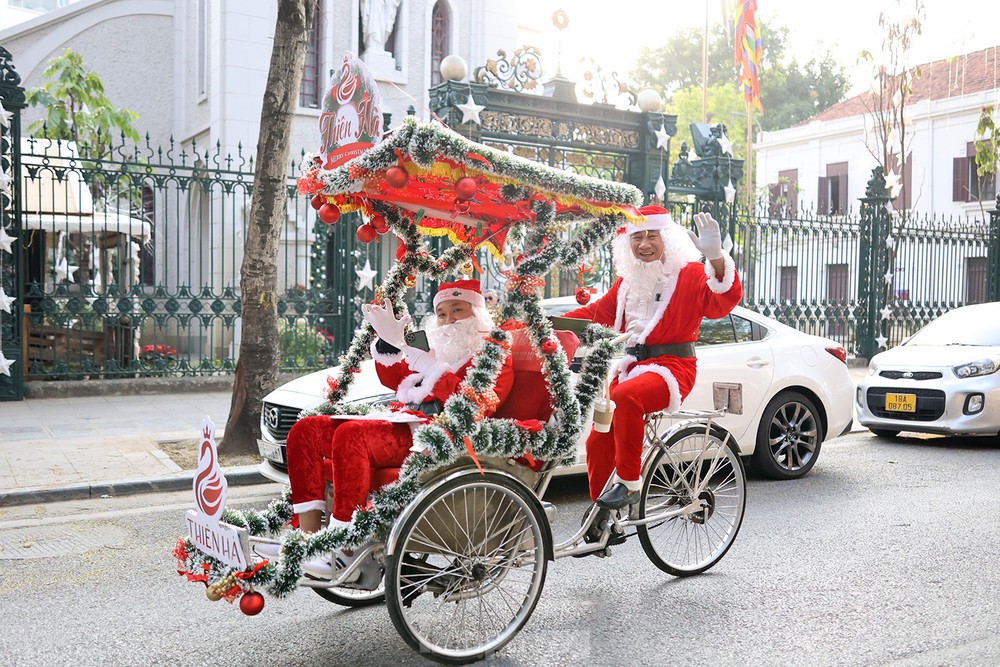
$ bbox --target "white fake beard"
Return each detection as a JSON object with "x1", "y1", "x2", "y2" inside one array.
[
  {"x1": 614, "y1": 236, "x2": 664, "y2": 301},
  {"x1": 426, "y1": 316, "x2": 488, "y2": 369}
]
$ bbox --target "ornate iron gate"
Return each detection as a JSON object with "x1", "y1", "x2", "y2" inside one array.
[{"x1": 0, "y1": 48, "x2": 25, "y2": 401}]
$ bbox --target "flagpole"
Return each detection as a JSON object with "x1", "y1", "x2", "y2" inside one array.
[
  {"x1": 746, "y1": 99, "x2": 753, "y2": 214},
  {"x1": 702, "y1": 0, "x2": 709, "y2": 123}
]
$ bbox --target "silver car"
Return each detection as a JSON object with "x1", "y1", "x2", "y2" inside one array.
[
  {"x1": 258, "y1": 298, "x2": 854, "y2": 482},
  {"x1": 857, "y1": 302, "x2": 1000, "y2": 438}
]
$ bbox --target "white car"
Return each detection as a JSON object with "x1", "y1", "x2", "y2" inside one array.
[
  {"x1": 857, "y1": 302, "x2": 1000, "y2": 439},
  {"x1": 258, "y1": 299, "x2": 854, "y2": 483}
]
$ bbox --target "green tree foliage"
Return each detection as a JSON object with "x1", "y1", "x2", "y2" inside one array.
[
  {"x1": 974, "y1": 104, "x2": 998, "y2": 219},
  {"x1": 25, "y1": 49, "x2": 140, "y2": 158},
  {"x1": 630, "y1": 21, "x2": 848, "y2": 133}
]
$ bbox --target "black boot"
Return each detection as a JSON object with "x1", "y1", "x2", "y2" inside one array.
[{"x1": 596, "y1": 483, "x2": 641, "y2": 510}]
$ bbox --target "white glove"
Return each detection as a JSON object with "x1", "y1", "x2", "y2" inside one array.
[
  {"x1": 362, "y1": 301, "x2": 411, "y2": 349},
  {"x1": 403, "y1": 346, "x2": 449, "y2": 378},
  {"x1": 688, "y1": 212, "x2": 725, "y2": 261}
]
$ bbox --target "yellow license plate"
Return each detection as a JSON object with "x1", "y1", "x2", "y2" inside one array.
[{"x1": 885, "y1": 393, "x2": 916, "y2": 412}]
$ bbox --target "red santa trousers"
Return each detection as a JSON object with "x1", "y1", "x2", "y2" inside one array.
[
  {"x1": 286, "y1": 415, "x2": 412, "y2": 523},
  {"x1": 585, "y1": 372, "x2": 676, "y2": 502}
]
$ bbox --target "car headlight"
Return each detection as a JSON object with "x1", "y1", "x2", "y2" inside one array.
[
  {"x1": 953, "y1": 359, "x2": 999, "y2": 378},
  {"x1": 868, "y1": 361, "x2": 879, "y2": 376}
]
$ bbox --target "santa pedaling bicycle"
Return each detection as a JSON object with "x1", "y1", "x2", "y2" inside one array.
[{"x1": 174, "y1": 56, "x2": 747, "y2": 666}]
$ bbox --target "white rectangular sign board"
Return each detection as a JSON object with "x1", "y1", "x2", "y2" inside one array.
[{"x1": 184, "y1": 510, "x2": 250, "y2": 570}]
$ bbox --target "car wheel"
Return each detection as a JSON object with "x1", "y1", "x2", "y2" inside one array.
[
  {"x1": 753, "y1": 391, "x2": 823, "y2": 480},
  {"x1": 870, "y1": 428, "x2": 900, "y2": 439}
]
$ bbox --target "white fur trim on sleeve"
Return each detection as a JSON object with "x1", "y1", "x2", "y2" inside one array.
[
  {"x1": 370, "y1": 340, "x2": 404, "y2": 366},
  {"x1": 621, "y1": 363, "x2": 682, "y2": 414},
  {"x1": 292, "y1": 500, "x2": 327, "y2": 514},
  {"x1": 704, "y1": 253, "x2": 736, "y2": 294},
  {"x1": 393, "y1": 362, "x2": 452, "y2": 404}
]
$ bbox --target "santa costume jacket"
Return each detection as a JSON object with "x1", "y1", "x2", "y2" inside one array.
[{"x1": 563, "y1": 255, "x2": 742, "y2": 411}]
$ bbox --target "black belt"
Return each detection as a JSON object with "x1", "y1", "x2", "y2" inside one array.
[{"x1": 625, "y1": 342, "x2": 696, "y2": 361}]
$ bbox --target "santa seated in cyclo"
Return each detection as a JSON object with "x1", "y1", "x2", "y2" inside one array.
[{"x1": 260, "y1": 278, "x2": 530, "y2": 581}]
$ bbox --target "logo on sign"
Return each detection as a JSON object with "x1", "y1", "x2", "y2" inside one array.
[
  {"x1": 194, "y1": 416, "x2": 227, "y2": 522},
  {"x1": 319, "y1": 52, "x2": 383, "y2": 169}
]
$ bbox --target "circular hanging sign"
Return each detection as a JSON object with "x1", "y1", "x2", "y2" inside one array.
[{"x1": 319, "y1": 52, "x2": 384, "y2": 169}]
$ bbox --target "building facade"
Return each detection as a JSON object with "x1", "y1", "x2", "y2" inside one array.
[{"x1": 755, "y1": 45, "x2": 1000, "y2": 221}]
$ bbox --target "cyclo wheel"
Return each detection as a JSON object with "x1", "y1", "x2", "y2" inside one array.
[
  {"x1": 311, "y1": 580, "x2": 384, "y2": 607},
  {"x1": 385, "y1": 471, "x2": 550, "y2": 665},
  {"x1": 637, "y1": 423, "x2": 746, "y2": 577}
]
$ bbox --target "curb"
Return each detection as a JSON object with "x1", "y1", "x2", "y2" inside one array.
[{"x1": 0, "y1": 465, "x2": 274, "y2": 508}]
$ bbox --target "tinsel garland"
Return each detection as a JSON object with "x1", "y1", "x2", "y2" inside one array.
[{"x1": 176, "y1": 119, "x2": 636, "y2": 602}]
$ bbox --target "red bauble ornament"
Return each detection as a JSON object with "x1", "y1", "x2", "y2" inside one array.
[
  {"x1": 318, "y1": 203, "x2": 341, "y2": 224},
  {"x1": 371, "y1": 214, "x2": 389, "y2": 234},
  {"x1": 356, "y1": 224, "x2": 378, "y2": 243},
  {"x1": 239, "y1": 591, "x2": 265, "y2": 616},
  {"x1": 310, "y1": 194, "x2": 325, "y2": 210},
  {"x1": 454, "y1": 176, "x2": 478, "y2": 201},
  {"x1": 385, "y1": 166, "x2": 409, "y2": 189},
  {"x1": 575, "y1": 287, "x2": 591, "y2": 305},
  {"x1": 541, "y1": 339, "x2": 558, "y2": 354}
]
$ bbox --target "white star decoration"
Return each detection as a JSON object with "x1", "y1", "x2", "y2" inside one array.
[
  {"x1": 355, "y1": 258, "x2": 378, "y2": 292},
  {"x1": 0, "y1": 287, "x2": 14, "y2": 314},
  {"x1": 723, "y1": 180, "x2": 736, "y2": 204},
  {"x1": 875, "y1": 335, "x2": 888, "y2": 349},
  {"x1": 54, "y1": 257, "x2": 79, "y2": 283},
  {"x1": 654, "y1": 174, "x2": 666, "y2": 201},
  {"x1": 717, "y1": 134, "x2": 734, "y2": 156},
  {"x1": 880, "y1": 305, "x2": 893, "y2": 320},
  {"x1": 0, "y1": 351, "x2": 13, "y2": 377},
  {"x1": 885, "y1": 235, "x2": 895, "y2": 249},
  {"x1": 884, "y1": 171, "x2": 901, "y2": 198},
  {"x1": 0, "y1": 225, "x2": 15, "y2": 254},
  {"x1": 0, "y1": 106, "x2": 11, "y2": 129},
  {"x1": 654, "y1": 124, "x2": 670, "y2": 151},
  {"x1": 457, "y1": 98, "x2": 485, "y2": 125},
  {"x1": 884, "y1": 270, "x2": 894, "y2": 284}
]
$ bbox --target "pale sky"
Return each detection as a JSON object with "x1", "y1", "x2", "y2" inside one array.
[{"x1": 515, "y1": 0, "x2": 1000, "y2": 96}]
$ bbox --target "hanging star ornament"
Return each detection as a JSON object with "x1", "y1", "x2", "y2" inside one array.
[
  {"x1": 457, "y1": 97, "x2": 485, "y2": 125},
  {"x1": 885, "y1": 235, "x2": 895, "y2": 250},
  {"x1": 0, "y1": 351, "x2": 13, "y2": 377},
  {"x1": 884, "y1": 269, "x2": 894, "y2": 284},
  {"x1": 723, "y1": 180, "x2": 736, "y2": 204},
  {"x1": 654, "y1": 124, "x2": 670, "y2": 151},
  {"x1": 880, "y1": 305, "x2": 893, "y2": 320},
  {"x1": 0, "y1": 225, "x2": 15, "y2": 254},
  {"x1": 0, "y1": 171, "x2": 10, "y2": 195},
  {"x1": 717, "y1": 133, "x2": 734, "y2": 156},
  {"x1": 0, "y1": 106, "x2": 11, "y2": 129},
  {"x1": 355, "y1": 258, "x2": 378, "y2": 292},
  {"x1": 54, "y1": 257, "x2": 79, "y2": 283},
  {"x1": 0, "y1": 287, "x2": 15, "y2": 314},
  {"x1": 875, "y1": 335, "x2": 888, "y2": 350},
  {"x1": 884, "y1": 171, "x2": 902, "y2": 198},
  {"x1": 654, "y1": 174, "x2": 666, "y2": 201}
]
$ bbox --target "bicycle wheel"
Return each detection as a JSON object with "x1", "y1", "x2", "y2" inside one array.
[
  {"x1": 385, "y1": 472, "x2": 550, "y2": 665},
  {"x1": 311, "y1": 580, "x2": 385, "y2": 607},
  {"x1": 637, "y1": 423, "x2": 746, "y2": 577}
]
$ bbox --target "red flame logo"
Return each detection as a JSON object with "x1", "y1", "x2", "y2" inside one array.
[{"x1": 194, "y1": 428, "x2": 226, "y2": 519}]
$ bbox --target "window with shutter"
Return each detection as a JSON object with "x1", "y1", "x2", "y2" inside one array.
[
  {"x1": 817, "y1": 176, "x2": 829, "y2": 214},
  {"x1": 953, "y1": 157, "x2": 969, "y2": 202}
]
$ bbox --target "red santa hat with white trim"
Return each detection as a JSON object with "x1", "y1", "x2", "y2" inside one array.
[
  {"x1": 433, "y1": 279, "x2": 486, "y2": 309},
  {"x1": 624, "y1": 205, "x2": 674, "y2": 236}
]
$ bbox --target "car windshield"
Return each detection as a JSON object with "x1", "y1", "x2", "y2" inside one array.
[
  {"x1": 904, "y1": 307, "x2": 1000, "y2": 347},
  {"x1": 542, "y1": 301, "x2": 579, "y2": 317}
]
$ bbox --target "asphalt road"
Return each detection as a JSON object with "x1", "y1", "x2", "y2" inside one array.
[{"x1": 1, "y1": 430, "x2": 999, "y2": 666}]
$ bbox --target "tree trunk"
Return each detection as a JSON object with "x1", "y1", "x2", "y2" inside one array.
[{"x1": 221, "y1": 0, "x2": 316, "y2": 454}]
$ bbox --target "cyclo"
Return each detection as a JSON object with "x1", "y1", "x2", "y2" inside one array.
[{"x1": 175, "y1": 118, "x2": 746, "y2": 665}]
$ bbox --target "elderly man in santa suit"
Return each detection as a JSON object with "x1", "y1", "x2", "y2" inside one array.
[
  {"x1": 278, "y1": 279, "x2": 513, "y2": 579},
  {"x1": 562, "y1": 207, "x2": 742, "y2": 510}
]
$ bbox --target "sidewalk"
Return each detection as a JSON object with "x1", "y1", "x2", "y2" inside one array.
[{"x1": 0, "y1": 389, "x2": 265, "y2": 506}]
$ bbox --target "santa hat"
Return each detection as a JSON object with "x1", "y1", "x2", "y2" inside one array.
[
  {"x1": 623, "y1": 205, "x2": 674, "y2": 236},
  {"x1": 433, "y1": 279, "x2": 486, "y2": 309}
]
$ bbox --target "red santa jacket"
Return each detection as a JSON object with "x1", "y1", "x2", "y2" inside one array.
[
  {"x1": 563, "y1": 257, "x2": 742, "y2": 412},
  {"x1": 371, "y1": 339, "x2": 514, "y2": 417}
]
